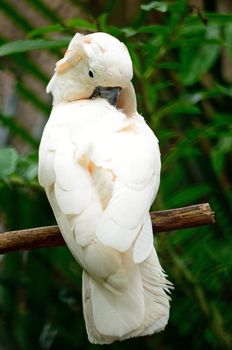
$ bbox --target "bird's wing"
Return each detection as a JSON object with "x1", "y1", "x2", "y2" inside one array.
[
  {"x1": 39, "y1": 102, "x2": 160, "y2": 266},
  {"x1": 39, "y1": 124, "x2": 93, "y2": 217},
  {"x1": 38, "y1": 120, "x2": 103, "y2": 275},
  {"x1": 94, "y1": 116, "x2": 161, "y2": 259},
  {"x1": 38, "y1": 102, "x2": 129, "y2": 282}
]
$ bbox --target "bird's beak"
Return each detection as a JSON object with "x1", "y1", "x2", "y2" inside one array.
[{"x1": 91, "y1": 86, "x2": 121, "y2": 106}]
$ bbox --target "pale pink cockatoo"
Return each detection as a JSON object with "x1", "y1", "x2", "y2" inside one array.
[{"x1": 38, "y1": 32, "x2": 172, "y2": 344}]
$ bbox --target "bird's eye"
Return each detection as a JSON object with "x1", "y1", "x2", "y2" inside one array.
[{"x1": 88, "y1": 69, "x2": 94, "y2": 78}]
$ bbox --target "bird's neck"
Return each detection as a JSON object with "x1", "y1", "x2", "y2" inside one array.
[{"x1": 117, "y1": 82, "x2": 137, "y2": 118}]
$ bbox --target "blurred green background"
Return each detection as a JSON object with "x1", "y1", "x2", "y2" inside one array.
[{"x1": 0, "y1": 0, "x2": 231, "y2": 349}]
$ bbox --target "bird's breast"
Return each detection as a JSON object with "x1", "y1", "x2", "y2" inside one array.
[{"x1": 44, "y1": 99, "x2": 160, "y2": 187}]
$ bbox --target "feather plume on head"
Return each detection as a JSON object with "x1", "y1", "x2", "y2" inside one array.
[{"x1": 47, "y1": 33, "x2": 133, "y2": 108}]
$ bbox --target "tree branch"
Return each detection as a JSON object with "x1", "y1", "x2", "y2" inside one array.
[{"x1": 0, "y1": 203, "x2": 214, "y2": 254}]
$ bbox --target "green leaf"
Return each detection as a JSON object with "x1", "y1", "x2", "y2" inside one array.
[
  {"x1": 157, "y1": 101, "x2": 201, "y2": 119},
  {"x1": 185, "y1": 13, "x2": 232, "y2": 25},
  {"x1": 224, "y1": 23, "x2": 232, "y2": 57},
  {"x1": 28, "y1": 19, "x2": 97, "y2": 38},
  {"x1": 0, "y1": 38, "x2": 70, "y2": 56},
  {"x1": 97, "y1": 13, "x2": 108, "y2": 32},
  {"x1": 180, "y1": 24, "x2": 220, "y2": 85},
  {"x1": 207, "y1": 13, "x2": 232, "y2": 24},
  {"x1": 106, "y1": 25, "x2": 124, "y2": 37},
  {"x1": 127, "y1": 45, "x2": 142, "y2": 78},
  {"x1": 28, "y1": 24, "x2": 65, "y2": 38},
  {"x1": 156, "y1": 62, "x2": 180, "y2": 70},
  {"x1": 121, "y1": 28, "x2": 137, "y2": 38},
  {"x1": 0, "y1": 148, "x2": 18, "y2": 179},
  {"x1": 169, "y1": 185, "x2": 213, "y2": 207},
  {"x1": 137, "y1": 25, "x2": 169, "y2": 35},
  {"x1": 66, "y1": 18, "x2": 97, "y2": 31},
  {"x1": 185, "y1": 85, "x2": 232, "y2": 104},
  {"x1": 211, "y1": 149, "x2": 225, "y2": 176},
  {"x1": 180, "y1": 24, "x2": 206, "y2": 38},
  {"x1": 211, "y1": 136, "x2": 232, "y2": 175},
  {"x1": 141, "y1": 1, "x2": 168, "y2": 12}
]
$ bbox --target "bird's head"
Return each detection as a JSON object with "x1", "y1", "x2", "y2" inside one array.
[{"x1": 47, "y1": 32, "x2": 136, "y2": 116}]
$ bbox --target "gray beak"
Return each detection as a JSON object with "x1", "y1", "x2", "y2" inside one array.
[{"x1": 91, "y1": 86, "x2": 121, "y2": 106}]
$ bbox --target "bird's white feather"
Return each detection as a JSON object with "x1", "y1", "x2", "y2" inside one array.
[
  {"x1": 133, "y1": 214, "x2": 154, "y2": 264},
  {"x1": 89, "y1": 251, "x2": 144, "y2": 338},
  {"x1": 137, "y1": 248, "x2": 173, "y2": 336},
  {"x1": 39, "y1": 32, "x2": 172, "y2": 344},
  {"x1": 95, "y1": 178, "x2": 156, "y2": 252}
]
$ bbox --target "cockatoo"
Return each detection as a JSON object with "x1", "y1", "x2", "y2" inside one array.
[{"x1": 38, "y1": 32, "x2": 172, "y2": 344}]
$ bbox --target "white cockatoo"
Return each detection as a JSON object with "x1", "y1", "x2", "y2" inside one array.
[{"x1": 38, "y1": 32, "x2": 172, "y2": 344}]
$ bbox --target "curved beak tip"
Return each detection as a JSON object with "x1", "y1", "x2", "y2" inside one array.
[{"x1": 91, "y1": 86, "x2": 121, "y2": 106}]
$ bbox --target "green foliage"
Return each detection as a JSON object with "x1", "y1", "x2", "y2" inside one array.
[
  {"x1": 0, "y1": 39, "x2": 70, "y2": 56},
  {"x1": 0, "y1": 148, "x2": 18, "y2": 180},
  {"x1": 141, "y1": 1, "x2": 169, "y2": 12},
  {"x1": 0, "y1": 0, "x2": 231, "y2": 349}
]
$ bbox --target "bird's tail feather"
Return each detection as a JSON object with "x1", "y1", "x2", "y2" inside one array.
[
  {"x1": 136, "y1": 247, "x2": 172, "y2": 337},
  {"x1": 82, "y1": 248, "x2": 172, "y2": 344},
  {"x1": 82, "y1": 250, "x2": 144, "y2": 344},
  {"x1": 82, "y1": 271, "x2": 113, "y2": 345}
]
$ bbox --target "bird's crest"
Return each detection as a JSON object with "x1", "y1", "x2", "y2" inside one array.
[{"x1": 55, "y1": 34, "x2": 89, "y2": 74}]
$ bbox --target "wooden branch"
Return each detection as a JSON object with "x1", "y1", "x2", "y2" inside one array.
[{"x1": 0, "y1": 203, "x2": 214, "y2": 255}]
